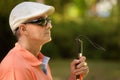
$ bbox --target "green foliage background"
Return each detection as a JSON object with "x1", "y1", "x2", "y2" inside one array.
[{"x1": 0, "y1": 0, "x2": 120, "y2": 62}]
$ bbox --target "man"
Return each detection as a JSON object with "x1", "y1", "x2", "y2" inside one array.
[{"x1": 0, "y1": 1, "x2": 89, "y2": 80}]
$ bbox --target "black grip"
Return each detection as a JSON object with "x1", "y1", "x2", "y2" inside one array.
[{"x1": 75, "y1": 62, "x2": 80, "y2": 79}]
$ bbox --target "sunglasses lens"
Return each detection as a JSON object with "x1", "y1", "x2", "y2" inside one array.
[
  {"x1": 24, "y1": 17, "x2": 51, "y2": 27},
  {"x1": 38, "y1": 18, "x2": 47, "y2": 26}
]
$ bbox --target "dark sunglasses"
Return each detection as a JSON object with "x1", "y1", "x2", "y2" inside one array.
[{"x1": 24, "y1": 17, "x2": 51, "y2": 27}]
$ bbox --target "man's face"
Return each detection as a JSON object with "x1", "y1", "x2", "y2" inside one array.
[{"x1": 23, "y1": 16, "x2": 52, "y2": 45}]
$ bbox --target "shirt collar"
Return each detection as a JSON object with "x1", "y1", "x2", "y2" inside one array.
[
  {"x1": 14, "y1": 43, "x2": 50, "y2": 66},
  {"x1": 37, "y1": 53, "x2": 50, "y2": 65}
]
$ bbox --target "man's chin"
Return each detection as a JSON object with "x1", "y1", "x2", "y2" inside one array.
[{"x1": 44, "y1": 38, "x2": 52, "y2": 44}]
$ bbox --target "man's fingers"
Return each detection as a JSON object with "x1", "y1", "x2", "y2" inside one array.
[
  {"x1": 74, "y1": 66, "x2": 89, "y2": 75},
  {"x1": 79, "y1": 56, "x2": 86, "y2": 62},
  {"x1": 76, "y1": 62, "x2": 87, "y2": 68}
]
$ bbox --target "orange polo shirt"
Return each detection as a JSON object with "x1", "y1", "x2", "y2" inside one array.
[{"x1": 0, "y1": 43, "x2": 53, "y2": 80}]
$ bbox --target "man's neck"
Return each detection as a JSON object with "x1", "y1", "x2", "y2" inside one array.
[{"x1": 17, "y1": 39, "x2": 42, "y2": 57}]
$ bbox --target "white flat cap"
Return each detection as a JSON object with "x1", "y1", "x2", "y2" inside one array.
[{"x1": 9, "y1": 1, "x2": 55, "y2": 34}]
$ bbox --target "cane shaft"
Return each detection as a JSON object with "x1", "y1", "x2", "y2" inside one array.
[{"x1": 75, "y1": 38, "x2": 83, "y2": 80}]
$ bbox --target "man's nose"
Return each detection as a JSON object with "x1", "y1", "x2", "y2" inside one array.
[{"x1": 46, "y1": 23, "x2": 52, "y2": 29}]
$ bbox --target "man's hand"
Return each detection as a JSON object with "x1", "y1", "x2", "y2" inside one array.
[{"x1": 69, "y1": 56, "x2": 89, "y2": 80}]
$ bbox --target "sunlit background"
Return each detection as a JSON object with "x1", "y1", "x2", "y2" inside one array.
[{"x1": 0, "y1": 0, "x2": 120, "y2": 80}]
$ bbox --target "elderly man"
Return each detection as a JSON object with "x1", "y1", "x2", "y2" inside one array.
[{"x1": 0, "y1": 1, "x2": 89, "y2": 80}]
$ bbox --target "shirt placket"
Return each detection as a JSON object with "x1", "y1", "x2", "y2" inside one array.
[{"x1": 40, "y1": 56, "x2": 50, "y2": 75}]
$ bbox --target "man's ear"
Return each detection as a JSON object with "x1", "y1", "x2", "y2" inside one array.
[{"x1": 19, "y1": 24, "x2": 27, "y2": 34}]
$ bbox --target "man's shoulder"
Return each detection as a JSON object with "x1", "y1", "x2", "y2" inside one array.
[{"x1": 0, "y1": 48, "x2": 29, "y2": 71}]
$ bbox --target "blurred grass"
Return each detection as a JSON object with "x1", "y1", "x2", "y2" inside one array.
[{"x1": 49, "y1": 59, "x2": 120, "y2": 80}]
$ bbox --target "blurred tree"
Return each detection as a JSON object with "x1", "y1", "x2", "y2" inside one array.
[
  {"x1": 45, "y1": 0, "x2": 71, "y2": 14},
  {"x1": 103, "y1": 0, "x2": 120, "y2": 60}
]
